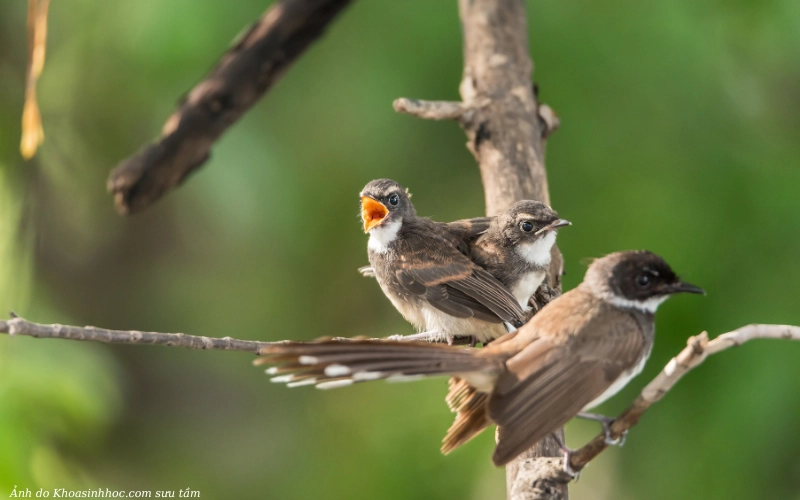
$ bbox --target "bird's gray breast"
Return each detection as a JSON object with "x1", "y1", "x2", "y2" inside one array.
[{"x1": 368, "y1": 246, "x2": 427, "y2": 330}]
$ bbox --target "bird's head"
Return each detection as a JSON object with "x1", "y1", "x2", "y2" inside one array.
[{"x1": 359, "y1": 179, "x2": 415, "y2": 233}]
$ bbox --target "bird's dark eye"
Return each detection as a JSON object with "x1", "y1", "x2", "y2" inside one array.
[
  {"x1": 520, "y1": 221, "x2": 534, "y2": 232},
  {"x1": 637, "y1": 274, "x2": 650, "y2": 287},
  {"x1": 388, "y1": 194, "x2": 399, "y2": 206}
]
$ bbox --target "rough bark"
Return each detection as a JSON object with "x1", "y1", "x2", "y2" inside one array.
[
  {"x1": 107, "y1": 0, "x2": 352, "y2": 214},
  {"x1": 456, "y1": 1, "x2": 566, "y2": 498},
  {"x1": 458, "y1": 0, "x2": 551, "y2": 212}
]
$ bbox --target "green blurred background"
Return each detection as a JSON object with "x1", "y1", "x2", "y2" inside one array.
[{"x1": 1, "y1": 0, "x2": 799, "y2": 498}]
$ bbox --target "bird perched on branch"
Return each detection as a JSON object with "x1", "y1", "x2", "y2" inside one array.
[
  {"x1": 469, "y1": 200, "x2": 569, "y2": 312},
  {"x1": 357, "y1": 179, "x2": 568, "y2": 343},
  {"x1": 256, "y1": 250, "x2": 704, "y2": 467}
]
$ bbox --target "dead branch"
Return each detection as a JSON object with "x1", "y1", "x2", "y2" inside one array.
[
  {"x1": 0, "y1": 314, "x2": 272, "y2": 353},
  {"x1": 392, "y1": 98, "x2": 469, "y2": 121},
  {"x1": 107, "y1": 0, "x2": 352, "y2": 215},
  {"x1": 566, "y1": 324, "x2": 800, "y2": 473}
]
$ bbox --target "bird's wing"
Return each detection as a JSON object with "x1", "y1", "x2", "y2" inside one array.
[
  {"x1": 487, "y1": 307, "x2": 646, "y2": 465},
  {"x1": 395, "y1": 235, "x2": 525, "y2": 324},
  {"x1": 445, "y1": 217, "x2": 493, "y2": 238}
]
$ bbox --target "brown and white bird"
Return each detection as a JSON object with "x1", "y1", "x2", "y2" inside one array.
[
  {"x1": 469, "y1": 200, "x2": 569, "y2": 312},
  {"x1": 358, "y1": 180, "x2": 569, "y2": 343},
  {"x1": 256, "y1": 250, "x2": 704, "y2": 466},
  {"x1": 359, "y1": 179, "x2": 526, "y2": 343}
]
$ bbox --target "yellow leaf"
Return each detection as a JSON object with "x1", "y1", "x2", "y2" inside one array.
[{"x1": 20, "y1": 0, "x2": 50, "y2": 160}]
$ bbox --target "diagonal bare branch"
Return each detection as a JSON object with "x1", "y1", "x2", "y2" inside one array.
[
  {"x1": 566, "y1": 324, "x2": 800, "y2": 473},
  {"x1": 107, "y1": 0, "x2": 353, "y2": 215}
]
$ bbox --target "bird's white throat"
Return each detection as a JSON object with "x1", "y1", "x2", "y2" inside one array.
[
  {"x1": 511, "y1": 271, "x2": 546, "y2": 309},
  {"x1": 516, "y1": 232, "x2": 556, "y2": 267},
  {"x1": 368, "y1": 219, "x2": 402, "y2": 254},
  {"x1": 605, "y1": 295, "x2": 669, "y2": 314}
]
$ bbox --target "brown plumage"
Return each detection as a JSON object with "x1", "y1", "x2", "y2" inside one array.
[
  {"x1": 258, "y1": 250, "x2": 704, "y2": 466},
  {"x1": 359, "y1": 179, "x2": 527, "y2": 342}
]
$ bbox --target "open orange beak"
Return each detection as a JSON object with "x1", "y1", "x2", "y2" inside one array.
[{"x1": 361, "y1": 196, "x2": 389, "y2": 233}]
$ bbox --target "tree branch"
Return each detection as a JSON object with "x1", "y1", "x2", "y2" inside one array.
[
  {"x1": 106, "y1": 0, "x2": 352, "y2": 215},
  {"x1": 0, "y1": 314, "x2": 272, "y2": 353},
  {"x1": 451, "y1": 1, "x2": 566, "y2": 498},
  {"x1": 564, "y1": 324, "x2": 800, "y2": 473}
]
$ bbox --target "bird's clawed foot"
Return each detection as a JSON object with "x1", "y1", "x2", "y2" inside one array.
[
  {"x1": 551, "y1": 433, "x2": 580, "y2": 480},
  {"x1": 576, "y1": 412, "x2": 627, "y2": 447}
]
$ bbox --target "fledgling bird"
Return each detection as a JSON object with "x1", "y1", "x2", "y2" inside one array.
[
  {"x1": 256, "y1": 250, "x2": 704, "y2": 466},
  {"x1": 358, "y1": 180, "x2": 569, "y2": 343},
  {"x1": 358, "y1": 179, "x2": 527, "y2": 343},
  {"x1": 469, "y1": 200, "x2": 570, "y2": 312}
]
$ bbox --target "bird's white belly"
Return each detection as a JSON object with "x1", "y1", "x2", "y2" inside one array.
[
  {"x1": 583, "y1": 351, "x2": 650, "y2": 410},
  {"x1": 420, "y1": 306, "x2": 505, "y2": 342},
  {"x1": 374, "y1": 274, "x2": 505, "y2": 342}
]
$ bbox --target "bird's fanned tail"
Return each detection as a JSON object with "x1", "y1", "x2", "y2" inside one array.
[{"x1": 255, "y1": 338, "x2": 496, "y2": 389}]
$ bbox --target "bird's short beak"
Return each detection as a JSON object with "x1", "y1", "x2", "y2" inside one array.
[
  {"x1": 361, "y1": 196, "x2": 388, "y2": 233},
  {"x1": 669, "y1": 280, "x2": 706, "y2": 295},
  {"x1": 535, "y1": 219, "x2": 571, "y2": 236}
]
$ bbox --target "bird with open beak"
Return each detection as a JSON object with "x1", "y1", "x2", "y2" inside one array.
[
  {"x1": 257, "y1": 250, "x2": 704, "y2": 470},
  {"x1": 358, "y1": 179, "x2": 530, "y2": 344}
]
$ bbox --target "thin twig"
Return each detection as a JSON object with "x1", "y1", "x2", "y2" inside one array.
[
  {"x1": 566, "y1": 324, "x2": 800, "y2": 473},
  {"x1": 107, "y1": 0, "x2": 353, "y2": 215},
  {"x1": 0, "y1": 315, "x2": 273, "y2": 353}
]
